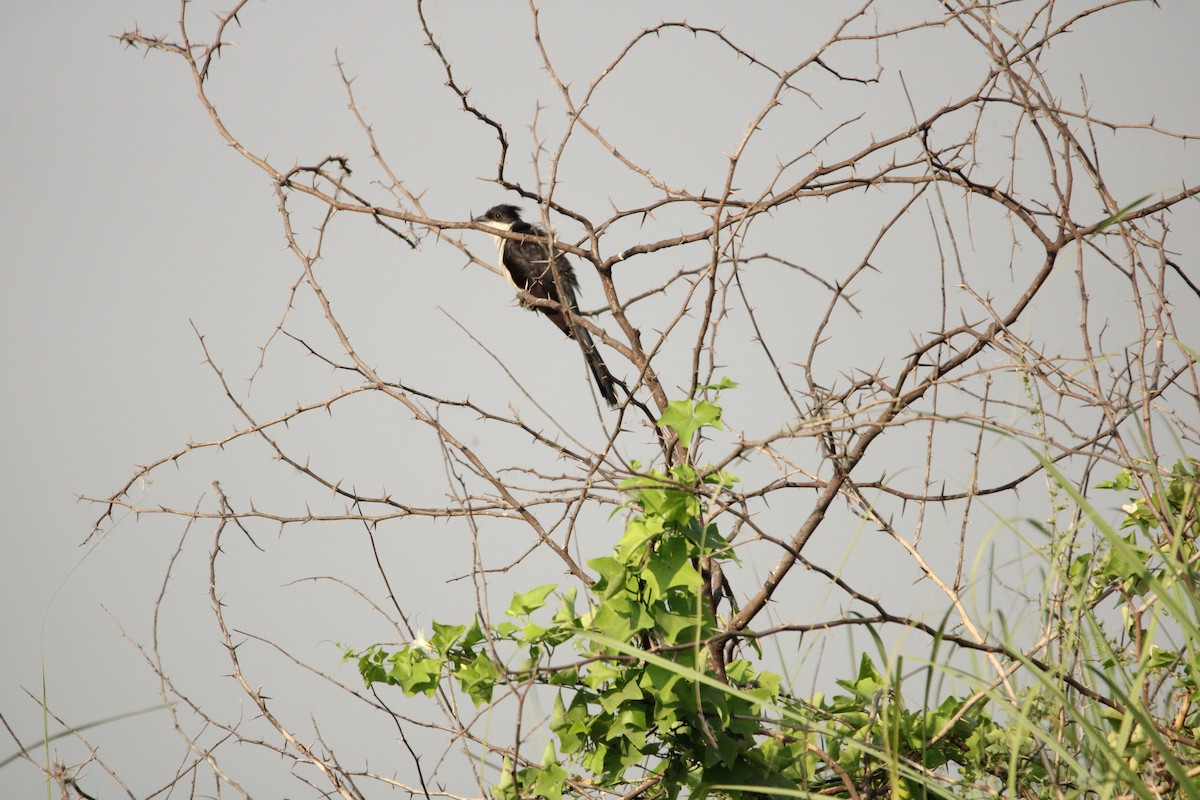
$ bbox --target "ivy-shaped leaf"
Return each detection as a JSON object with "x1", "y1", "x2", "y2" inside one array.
[
  {"x1": 658, "y1": 399, "x2": 723, "y2": 450},
  {"x1": 509, "y1": 583, "x2": 557, "y2": 617},
  {"x1": 645, "y1": 536, "x2": 703, "y2": 599},
  {"x1": 430, "y1": 620, "x2": 466, "y2": 655},
  {"x1": 386, "y1": 648, "x2": 443, "y2": 697},
  {"x1": 456, "y1": 652, "x2": 500, "y2": 706}
]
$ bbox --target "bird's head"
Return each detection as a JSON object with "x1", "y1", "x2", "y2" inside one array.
[{"x1": 474, "y1": 204, "x2": 523, "y2": 231}]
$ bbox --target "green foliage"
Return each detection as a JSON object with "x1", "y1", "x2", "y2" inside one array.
[
  {"x1": 1057, "y1": 458, "x2": 1200, "y2": 793},
  {"x1": 346, "y1": 399, "x2": 1200, "y2": 799}
]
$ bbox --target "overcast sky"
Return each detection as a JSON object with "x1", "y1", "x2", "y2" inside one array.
[{"x1": 3, "y1": 2, "x2": 1199, "y2": 797}]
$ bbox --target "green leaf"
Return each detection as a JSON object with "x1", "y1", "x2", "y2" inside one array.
[
  {"x1": 546, "y1": 666, "x2": 578, "y2": 686},
  {"x1": 598, "y1": 676, "x2": 644, "y2": 714},
  {"x1": 461, "y1": 618, "x2": 486, "y2": 650},
  {"x1": 591, "y1": 593, "x2": 653, "y2": 641},
  {"x1": 386, "y1": 648, "x2": 444, "y2": 697},
  {"x1": 523, "y1": 620, "x2": 551, "y2": 643},
  {"x1": 1097, "y1": 470, "x2": 1134, "y2": 491},
  {"x1": 615, "y1": 514, "x2": 663, "y2": 562},
  {"x1": 551, "y1": 692, "x2": 596, "y2": 754},
  {"x1": 457, "y1": 652, "x2": 500, "y2": 706},
  {"x1": 669, "y1": 463, "x2": 698, "y2": 483},
  {"x1": 430, "y1": 620, "x2": 466, "y2": 655},
  {"x1": 552, "y1": 586, "x2": 579, "y2": 626},
  {"x1": 532, "y1": 743, "x2": 568, "y2": 800},
  {"x1": 493, "y1": 757, "x2": 515, "y2": 800},
  {"x1": 703, "y1": 467, "x2": 740, "y2": 489},
  {"x1": 645, "y1": 536, "x2": 703, "y2": 599},
  {"x1": 609, "y1": 704, "x2": 649, "y2": 750},
  {"x1": 509, "y1": 584, "x2": 557, "y2": 617},
  {"x1": 639, "y1": 663, "x2": 686, "y2": 718},
  {"x1": 355, "y1": 645, "x2": 389, "y2": 685},
  {"x1": 587, "y1": 556, "x2": 629, "y2": 596},
  {"x1": 658, "y1": 399, "x2": 723, "y2": 449},
  {"x1": 653, "y1": 607, "x2": 705, "y2": 645},
  {"x1": 685, "y1": 521, "x2": 731, "y2": 557},
  {"x1": 699, "y1": 376, "x2": 739, "y2": 392},
  {"x1": 582, "y1": 659, "x2": 621, "y2": 690}
]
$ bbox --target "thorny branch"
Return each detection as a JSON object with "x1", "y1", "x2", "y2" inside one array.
[{"x1": 61, "y1": 1, "x2": 1200, "y2": 797}]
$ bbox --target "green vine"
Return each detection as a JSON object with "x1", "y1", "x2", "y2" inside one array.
[{"x1": 346, "y1": 398, "x2": 1199, "y2": 799}]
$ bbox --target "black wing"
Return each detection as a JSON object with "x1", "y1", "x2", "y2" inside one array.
[
  {"x1": 500, "y1": 221, "x2": 619, "y2": 406},
  {"x1": 502, "y1": 220, "x2": 580, "y2": 337}
]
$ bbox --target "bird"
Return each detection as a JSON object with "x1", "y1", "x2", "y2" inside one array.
[{"x1": 473, "y1": 204, "x2": 618, "y2": 407}]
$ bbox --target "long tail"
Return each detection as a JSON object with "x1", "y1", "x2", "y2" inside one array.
[{"x1": 575, "y1": 326, "x2": 619, "y2": 407}]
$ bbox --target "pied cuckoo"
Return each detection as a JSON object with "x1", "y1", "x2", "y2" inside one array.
[{"x1": 474, "y1": 204, "x2": 618, "y2": 407}]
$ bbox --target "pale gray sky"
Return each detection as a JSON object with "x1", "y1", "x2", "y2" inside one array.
[{"x1": 3, "y1": 2, "x2": 1199, "y2": 797}]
